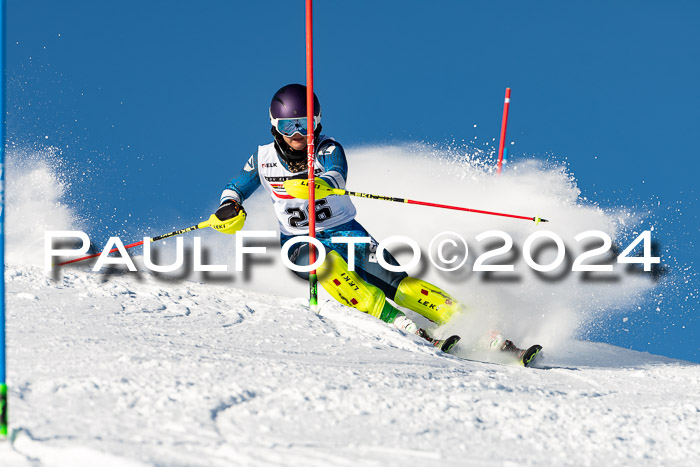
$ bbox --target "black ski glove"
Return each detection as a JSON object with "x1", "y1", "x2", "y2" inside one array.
[{"x1": 215, "y1": 199, "x2": 245, "y2": 221}]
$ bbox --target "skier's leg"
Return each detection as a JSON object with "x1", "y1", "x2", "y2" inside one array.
[
  {"x1": 314, "y1": 220, "x2": 462, "y2": 325},
  {"x1": 287, "y1": 242, "x2": 416, "y2": 330},
  {"x1": 284, "y1": 220, "x2": 461, "y2": 325},
  {"x1": 285, "y1": 236, "x2": 461, "y2": 352},
  {"x1": 315, "y1": 243, "x2": 461, "y2": 327},
  {"x1": 315, "y1": 251, "x2": 460, "y2": 351},
  {"x1": 394, "y1": 277, "x2": 462, "y2": 325},
  {"x1": 317, "y1": 250, "x2": 416, "y2": 329},
  {"x1": 322, "y1": 234, "x2": 462, "y2": 325}
]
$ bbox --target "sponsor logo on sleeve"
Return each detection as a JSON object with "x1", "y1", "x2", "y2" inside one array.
[
  {"x1": 319, "y1": 145, "x2": 336, "y2": 156},
  {"x1": 243, "y1": 155, "x2": 255, "y2": 172}
]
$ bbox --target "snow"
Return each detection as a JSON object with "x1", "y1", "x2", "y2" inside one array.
[
  {"x1": 2, "y1": 144, "x2": 697, "y2": 465},
  {"x1": 2, "y1": 265, "x2": 699, "y2": 466}
]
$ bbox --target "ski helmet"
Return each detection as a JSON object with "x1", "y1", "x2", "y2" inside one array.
[{"x1": 269, "y1": 84, "x2": 322, "y2": 162}]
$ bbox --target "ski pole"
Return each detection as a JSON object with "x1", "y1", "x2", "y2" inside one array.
[
  {"x1": 55, "y1": 216, "x2": 218, "y2": 267},
  {"x1": 283, "y1": 179, "x2": 549, "y2": 224}
]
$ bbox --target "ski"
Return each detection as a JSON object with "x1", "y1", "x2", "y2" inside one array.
[
  {"x1": 499, "y1": 340, "x2": 542, "y2": 367},
  {"x1": 486, "y1": 331, "x2": 543, "y2": 367},
  {"x1": 517, "y1": 345, "x2": 543, "y2": 367},
  {"x1": 417, "y1": 329, "x2": 461, "y2": 353},
  {"x1": 436, "y1": 335, "x2": 461, "y2": 353}
]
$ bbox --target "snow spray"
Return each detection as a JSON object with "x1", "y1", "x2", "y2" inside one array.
[{"x1": 6, "y1": 143, "x2": 663, "y2": 365}]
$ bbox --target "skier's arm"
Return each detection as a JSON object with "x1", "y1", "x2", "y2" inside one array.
[
  {"x1": 213, "y1": 152, "x2": 260, "y2": 235},
  {"x1": 220, "y1": 152, "x2": 261, "y2": 205},
  {"x1": 317, "y1": 140, "x2": 349, "y2": 189}
]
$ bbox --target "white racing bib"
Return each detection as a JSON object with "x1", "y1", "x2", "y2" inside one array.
[{"x1": 257, "y1": 139, "x2": 356, "y2": 236}]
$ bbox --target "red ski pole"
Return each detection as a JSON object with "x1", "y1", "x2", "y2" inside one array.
[{"x1": 283, "y1": 179, "x2": 549, "y2": 224}]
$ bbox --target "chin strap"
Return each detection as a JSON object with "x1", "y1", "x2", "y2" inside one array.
[{"x1": 270, "y1": 125, "x2": 323, "y2": 170}]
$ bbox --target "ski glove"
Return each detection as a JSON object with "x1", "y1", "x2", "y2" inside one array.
[{"x1": 211, "y1": 200, "x2": 246, "y2": 234}]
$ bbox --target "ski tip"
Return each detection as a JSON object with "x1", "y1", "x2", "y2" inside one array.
[
  {"x1": 440, "y1": 335, "x2": 461, "y2": 353},
  {"x1": 534, "y1": 216, "x2": 549, "y2": 224},
  {"x1": 520, "y1": 344, "x2": 543, "y2": 367}
]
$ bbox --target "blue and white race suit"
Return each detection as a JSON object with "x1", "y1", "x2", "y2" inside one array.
[{"x1": 220, "y1": 136, "x2": 406, "y2": 298}]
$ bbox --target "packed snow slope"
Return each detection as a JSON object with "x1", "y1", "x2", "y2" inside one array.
[{"x1": 2, "y1": 265, "x2": 699, "y2": 466}]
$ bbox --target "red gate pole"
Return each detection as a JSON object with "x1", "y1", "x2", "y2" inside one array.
[
  {"x1": 305, "y1": 0, "x2": 318, "y2": 312},
  {"x1": 496, "y1": 87, "x2": 511, "y2": 174}
]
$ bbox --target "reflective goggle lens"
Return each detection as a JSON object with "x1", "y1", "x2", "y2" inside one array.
[{"x1": 275, "y1": 117, "x2": 317, "y2": 137}]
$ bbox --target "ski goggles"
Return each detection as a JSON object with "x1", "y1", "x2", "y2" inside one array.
[{"x1": 270, "y1": 114, "x2": 321, "y2": 137}]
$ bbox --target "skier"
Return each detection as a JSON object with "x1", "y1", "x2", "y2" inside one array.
[
  {"x1": 210, "y1": 84, "x2": 461, "y2": 352},
  {"x1": 211, "y1": 84, "x2": 542, "y2": 365}
]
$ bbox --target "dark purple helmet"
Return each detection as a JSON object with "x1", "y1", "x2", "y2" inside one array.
[
  {"x1": 269, "y1": 84, "x2": 321, "y2": 120},
  {"x1": 269, "y1": 84, "x2": 323, "y2": 165}
]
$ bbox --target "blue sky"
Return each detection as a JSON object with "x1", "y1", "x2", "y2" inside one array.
[{"x1": 6, "y1": 1, "x2": 698, "y2": 361}]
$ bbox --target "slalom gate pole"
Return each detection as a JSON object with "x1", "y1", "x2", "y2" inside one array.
[
  {"x1": 305, "y1": 0, "x2": 318, "y2": 313},
  {"x1": 496, "y1": 87, "x2": 511, "y2": 174},
  {"x1": 55, "y1": 219, "x2": 214, "y2": 267},
  {"x1": 0, "y1": 0, "x2": 7, "y2": 438}
]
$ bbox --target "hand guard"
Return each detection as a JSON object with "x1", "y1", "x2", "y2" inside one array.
[
  {"x1": 283, "y1": 177, "x2": 339, "y2": 200},
  {"x1": 314, "y1": 177, "x2": 333, "y2": 192},
  {"x1": 210, "y1": 200, "x2": 246, "y2": 234}
]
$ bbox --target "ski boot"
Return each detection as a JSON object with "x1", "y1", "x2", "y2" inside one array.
[
  {"x1": 393, "y1": 316, "x2": 461, "y2": 353},
  {"x1": 489, "y1": 332, "x2": 542, "y2": 367}
]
